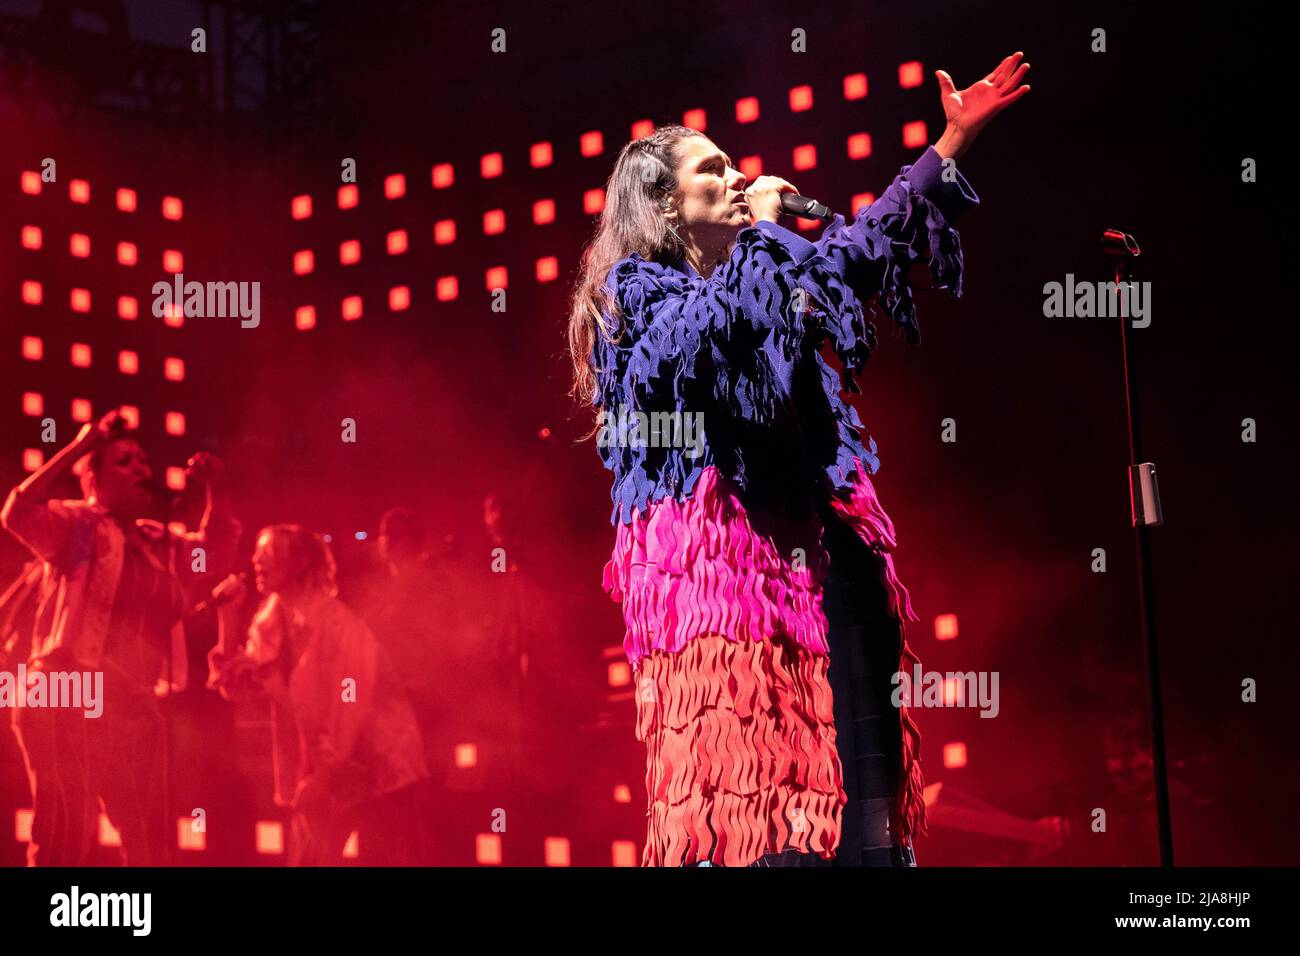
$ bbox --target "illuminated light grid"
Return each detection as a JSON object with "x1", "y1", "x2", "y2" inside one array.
[
  {"x1": 164, "y1": 356, "x2": 185, "y2": 381},
  {"x1": 386, "y1": 229, "x2": 408, "y2": 255},
  {"x1": 177, "y1": 818, "x2": 205, "y2": 852},
  {"x1": 21, "y1": 225, "x2": 42, "y2": 249},
  {"x1": 118, "y1": 350, "x2": 139, "y2": 375},
  {"x1": 935, "y1": 613, "x2": 959, "y2": 640},
  {"x1": 166, "y1": 466, "x2": 186, "y2": 490},
  {"x1": 899, "y1": 60, "x2": 924, "y2": 88},
  {"x1": 384, "y1": 173, "x2": 406, "y2": 199},
  {"x1": 255, "y1": 821, "x2": 284, "y2": 855},
  {"x1": 70, "y1": 233, "x2": 90, "y2": 257},
  {"x1": 533, "y1": 199, "x2": 555, "y2": 225},
  {"x1": 71, "y1": 399, "x2": 92, "y2": 423},
  {"x1": 535, "y1": 256, "x2": 558, "y2": 282},
  {"x1": 434, "y1": 219, "x2": 456, "y2": 245},
  {"x1": 70, "y1": 179, "x2": 90, "y2": 203},
  {"x1": 943, "y1": 741, "x2": 968, "y2": 769},
  {"x1": 342, "y1": 295, "x2": 363, "y2": 320},
  {"x1": 942, "y1": 677, "x2": 963, "y2": 707},
  {"x1": 165, "y1": 412, "x2": 186, "y2": 436},
  {"x1": 98, "y1": 814, "x2": 121, "y2": 847},
  {"x1": 476, "y1": 833, "x2": 502, "y2": 865},
  {"x1": 119, "y1": 405, "x2": 139, "y2": 428},
  {"x1": 582, "y1": 189, "x2": 604, "y2": 215},
  {"x1": 21, "y1": 336, "x2": 43, "y2": 360},
  {"x1": 480, "y1": 152, "x2": 503, "y2": 179},
  {"x1": 339, "y1": 239, "x2": 361, "y2": 265},
  {"x1": 118, "y1": 295, "x2": 139, "y2": 320},
  {"x1": 21, "y1": 392, "x2": 42, "y2": 416},
  {"x1": 580, "y1": 130, "x2": 603, "y2": 157},
  {"x1": 847, "y1": 132, "x2": 873, "y2": 160},
  {"x1": 735, "y1": 96, "x2": 760, "y2": 123},
  {"x1": 389, "y1": 285, "x2": 410, "y2": 311},
  {"x1": 739, "y1": 156, "x2": 762, "y2": 180},
  {"x1": 116, "y1": 188, "x2": 137, "y2": 212},
  {"x1": 295, "y1": 305, "x2": 317, "y2": 331},
  {"x1": 630, "y1": 119, "x2": 653, "y2": 139},
  {"x1": 435, "y1": 276, "x2": 458, "y2": 301},
  {"x1": 70, "y1": 288, "x2": 91, "y2": 313},
  {"x1": 163, "y1": 302, "x2": 185, "y2": 327},
  {"x1": 343, "y1": 831, "x2": 359, "y2": 860},
  {"x1": 293, "y1": 249, "x2": 314, "y2": 275},
  {"x1": 337, "y1": 184, "x2": 358, "y2": 210},
  {"x1": 291, "y1": 194, "x2": 312, "y2": 219},
  {"x1": 432, "y1": 163, "x2": 454, "y2": 188},
  {"x1": 612, "y1": 841, "x2": 637, "y2": 867},
  {"x1": 22, "y1": 449, "x2": 44, "y2": 472},
  {"x1": 162, "y1": 196, "x2": 183, "y2": 220},
  {"x1": 21, "y1": 280, "x2": 42, "y2": 305},
  {"x1": 70, "y1": 343, "x2": 92, "y2": 367},
  {"x1": 792, "y1": 144, "x2": 817, "y2": 171},
  {"x1": 483, "y1": 209, "x2": 505, "y2": 235},
  {"x1": 454, "y1": 743, "x2": 477, "y2": 769},
  {"x1": 117, "y1": 241, "x2": 138, "y2": 266},
  {"x1": 530, "y1": 141, "x2": 552, "y2": 168},
  {"x1": 844, "y1": 72, "x2": 868, "y2": 100},
  {"x1": 796, "y1": 217, "x2": 819, "y2": 232},
  {"x1": 613, "y1": 784, "x2": 632, "y2": 804},
  {"x1": 14, "y1": 809, "x2": 34, "y2": 843},
  {"x1": 851, "y1": 192, "x2": 876, "y2": 214},
  {"x1": 608, "y1": 661, "x2": 631, "y2": 687},
  {"x1": 21, "y1": 171, "x2": 41, "y2": 195},
  {"x1": 485, "y1": 266, "x2": 507, "y2": 291},
  {"x1": 682, "y1": 107, "x2": 706, "y2": 131},
  {"x1": 902, "y1": 120, "x2": 928, "y2": 148},
  {"x1": 543, "y1": 837, "x2": 571, "y2": 867},
  {"x1": 163, "y1": 249, "x2": 183, "y2": 272},
  {"x1": 789, "y1": 85, "x2": 813, "y2": 111}
]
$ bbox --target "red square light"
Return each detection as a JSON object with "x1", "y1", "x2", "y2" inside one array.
[
  {"x1": 163, "y1": 303, "x2": 185, "y2": 328},
  {"x1": 117, "y1": 241, "x2": 138, "y2": 266},
  {"x1": 580, "y1": 130, "x2": 604, "y2": 157},
  {"x1": 164, "y1": 356, "x2": 185, "y2": 381},
  {"x1": 163, "y1": 249, "x2": 183, "y2": 272},
  {"x1": 630, "y1": 119, "x2": 653, "y2": 139},
  {"x1": 98, "y1": 815, "x2": 121, "y2": 847},
  {"x1": 291, "y1": 194, "x2": 312, "y2": 220},
  {"x1": 851, "y1": 192, "x2": 876, "y2": 215},
  {"x1": 943, "y1": 742, "x2": 968, "y2": 769},
  {"x1": 339, "y1": 239, "x2": 361, "y2": 265},
  {"x1": 485, "y1": 266, "x2": 507, "y2": 291},
  {"x1": 21, "y1": 392, "x2": 42, "y2": 416},
  {"x1": 119, "y1": 405, "x2": 139, "y2": 428},
  {"x1": 533, "y1": 199, "x2": 555, "y2": 225},
  {"x1": 70, "y1": 343, "x2": 91, "y2": 367},
  {"x1": 902, "y1": 120, "x2": 928, "y2": 148},
  {"x1": 483, "y1": 209, "x2": 505, "y2": 235},
  {"x1": 14, "y1": 808, "x2": 34, "y2": 843},
  {"x1": 118, "y1": 296, "x2": 138, "y2": 320},
  {"x1": 789, "y1": 85, "x2": 813, "y2": 111},
  {"x1": 682, "y1": 108, "x2": 706, "y2": 131},
  {"x1": 295, "y1": 305, "x2": 316, "y2": 331},
  {"x1": 934, "y1": 613, "x2": 959, "y2": 640},
  {"x1": 435, "y1": 276, "x2": 458, "y2": 301},
  {"x1": 21, "y1": 171, "x2": 41, "y2": 195},
  {"x1": 535, "y1": 256, "x2": 558, "y2": 282},
  {"x1": 530, "y1": 142, "x2": 553, "y2": 168},
  {"x1": 70, "y1": 233, "x2": 90, "y2": 257},
  {"x1": 255, "y1": 821, "x2": 284, "y2": 855},
  {"x1": 166, "y1": 412, "x2": 186, "y2": 436},
  {"x1": 337, "y1": 184, "x2": 358, "y2": 210},
  {"x1": 454, "y1": 743, "x2": 477, "y2": 769},
  {"x1": 613, "y1": 784, "x2": 632, "y2": 804},
  {"x1": 735, "y1": 96, "x2": 760, "y2": 123},
  {"x1": 118, "y1": 350, "x2": 139, "y2": 375},
  {"x1": 847, "y1": 132, "x2": 873, "y2": 160},
  {"x1": 612, "y1": 841, "x2": 637, "y2": 867},
  {"x1": 342, "y1": 295, "x2": 363, "y2": 320},
  {"x1": 21, "y1": 336, "x2": 43, "y2": 361},
  {"x1": 71, "y1": 399, "x2": 92, "y2": 423},
  {"x1": 475, "y1": 833, "x2": 501, "y2": 865},
  {"x1": 22, "y1": 449, "x2": 44, "y2": 472},
  {"x1": 543, "y1": 837, "x2": 571, "y2": 867},
  {"x1": 434, "y1": 219, "x2": 456, "y2": 245},
  {"x1": 21, "y1": 225, "x2": 41, "y2": 249},
  {"x1": 898, "y1": 60, "x2": 924, "y2": 89},
  {"x1": 293, "y1": 249, "x2": 314, "y2": 275},
  {"x1": 70, "y1": 179, "x2": 90, "y2": 203},
  {"x1": 386, "y1": 229, "x2": 408, "y2": 255},
  {"x1": 178, "y1": 818, "x2": 206, "y2": 852},
  {"x1": 21, "y1": 280, "x2": 42, "y2": 305},
  {"x1": 166, "y1": 466, "x2": 185, "y2": 490},
  {"x1": 480, "y1": 152, "x2": 503, "y2": 178},
  {"x1": 844, "y1": 72, "x2": 868, "y2": 100},
  {"x1": 117, "y1": 187, "x2": 137, "y2": 212},
  {"x1": 431, "y1": 163, "x2": 454, "y2": 188},
  {"x1": 792, "y1": 144, "x2": 817, "y2": 171},
  {"x1": 389, "y1": 285, "x2": 410, "y2": 311},
  {"x1": 582, "y1": 188, "x2": 604, "y2": 215},
  {"x1": 739, "y1": 156, "x2": 762, "y2": 180},
  {"x1": 608, "y1": 661, "x2": 631, "y2": 687},
  {"x1": 384, "y1": 173, "x2": 406, "y2": 199},
  {"x1": 162, "y1": 196, "x2": 183, "y2": 220}
]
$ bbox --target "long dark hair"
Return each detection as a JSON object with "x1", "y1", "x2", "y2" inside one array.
[{"x1": 565, "y1": 124, "x2": 705, "y2": 412}]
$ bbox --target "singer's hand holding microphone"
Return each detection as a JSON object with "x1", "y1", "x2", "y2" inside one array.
[{"x1": 744, "y1": 176, "x2": 835, "y2": 225}]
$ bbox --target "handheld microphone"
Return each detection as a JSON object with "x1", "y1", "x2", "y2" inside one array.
[
  {"x1": 189, "y1": 572, "x2": 248, "y2": 618},
  {"x1": 780, "y1": 192, "x2": 836, "y2": 222}
]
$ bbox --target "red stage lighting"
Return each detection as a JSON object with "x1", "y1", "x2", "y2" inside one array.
[
  {"x1": 71, "y1": 399, "x2": 92, "y2": 423},
  {"x1": 22, "y1": 449, "x2": 44, "y2": 472},
  {"x1": 70, "y1": 343, "x2": 92, "y2": 367},
  {"x1": 454, "y1": 743, "x2": 477, "y2": 768},
  {"x1": 177, "y1": 819, "x2": 206, "y2": 852},
  {"x1": 339, "y1": 239, "x2": 361, "y2": 265},
  {"x1": 902, "y1": 120, "x2": 928, "y2": 148},
  {"x1": 117, "y1": 241, "x2": 138, "y2": 266},
  {"x1": 98, "y1": 815, "x2": 121, "y2": 847},
  {"x1": 535, "y1": 256, "x2": 558, "y2": 282},
  {"x1": 163, "y1": 249, "x2": 183, "y2": 272},
  {"x1": 789, "y1": 85, "x2": 813, "y2": 111},
  {"x1": 21, "y1": 280, "x2": 42, "y2": 305},
  {"x1": 543, "y1": 837, "x2": 571, "y2": 867},
  {"x1": 384, "y1": 173, "x2": 406, "y2": 199},
  {"x1": 898, "y1": 60, "x2": 924, "y2": 89},
  {"x1": 116, "y1": 188, "x2": 137, "y2": 212},
  {"x1": 434, "y1": 219, "x2": 456, "y2": 245},
  {"x1": 533, "y1": 199, "x2": 555, "y2": 225},
  {"x1": 14, "y1": 809, "x2": 34, "y2": 843},
  {"x1": 337, "y1": 184, "x2": 358, "y2": 210},
  {"x1": 739, "y1": 156, "x2": 762, "y2": 181},
  {"x1": 163, "y1": 303, "x2": 184, "y2": 328},
  {"x1": 431, "y1": 163, "x2": 454, "y2": 188},
  {"x1": 162, "y1": 196, "x2": 183, "y2": 220},
  {"x1": 485, "y1": 266, "x2": 507, "y2": 290},
  {"x1": 530, "y1": 141, "x2": 552, "y2": 168},
  {"x1": 580, "y1": 130, "x2": 603, "y2": 157},
  {"x1": 389, "y1": 285, "x2": 410, "y2": 311},
  {"x1": 118, "y1": 350, "x2": 139, "y2": 375},
  {"x1": 21, "y1": 336, "x2": 43, "y2": 361},
  {"x1": 435, "y1": 276, "x2": 458, "y2": 301},
  {"x1": 844, "y1": 72, "x2": 868, "y2": 100},
  {"x1": 612, "y1": 841, "x2": 637, "y2": 867},
  {"x1": 475, "y1": 834, "x2": 501, "y2": 865},
  {"x1": 735, "y1": 96, "x2": 759, "y2": 123},
  {"x1": 682, "y1": 108, "x2": 706, "y2": 131},
  {"x1": 608, "y1": 661, "x2": 631, "y2": 687},
  {"x1": 118, "y1": 295, "x2": 138, "y2": 320},
  {"x1": 613, "y1": 784, "x2": 632, "y2": 804},
  {"x1": 483, "y1": 209, "x2": 505, "y2": 235},
  {"x1": 70, "y1": 233, "x2": 90, "y2": 257},
  {"x1": 295, "y1": 305, "x2": 316, "y2": 331},
  {"x1": 293, "y1": 249, "x2": 314, "y2": 275},
  {"x1": 935, "y1": 613, "x2": 959, "y2": 640},
  {"x1": 21, "y1": 171, "x2": 41, "y2": 195},
  {"x1": 582, "y1": 189, "x2": 604, "y2": 215},
  {"x1": 255, "y1": 821, "x2": 284, "y2": 855},
  {"x1": 793, "y1": 144, "x2": 817, "y2": 171},
  {"x1": 847, "y1": 132, "x2": 873, "y2": 159},
  {"x1": 166, "y1": 466, "x2": 185, "y2": 490},
  {"x1": 851, "y1": 192, "x2": 876, "y2": 214},
  {"x1": 630, "y1": 119, "x2": 653, "y2": 139},
  {"x1": 342, "y1": 295, "x2": 363, "y2": 320},
  {"x1": 21, "y1": 392, "x2": 42, "y2": 416},
  {"x1": 943, "y1": 742, "x2": 968, "y2": 769},
  {"x1": 165, "y1": 412, "x2": 186, "y2": 436},
  {"x1": 291, "y1": 194, "x2": 312, "y2": 220},
  {"x1": 70, "y1": 179, "x2": 90, "y2": 204},
  {"x1": 164, "y1": 356, "x2": 185, "y2": 381},
  {"x1": 480, "y1": 152, "x2": 503, "y2": 178},
  {"x1": 386, "y1": 229, "x2": 408, "y2": 255},
  {"x1": 119, "y1": 405, "x2": 139, "y2": 428},
  {"x1": 21, "y1": 225, "x2": 41, "y2": 249}
]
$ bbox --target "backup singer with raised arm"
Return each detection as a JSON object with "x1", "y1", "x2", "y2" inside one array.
[{"x1": 567, "y1": 54, "x2": 1029, "y2": 867}]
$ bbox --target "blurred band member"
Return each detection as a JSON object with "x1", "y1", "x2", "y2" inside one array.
[
  {"x1": 0, "y1": 408, "x2": 237, "y2": 865},
  {"x1": 208, "y1": 525, "x2": 428, "y2": 865}
]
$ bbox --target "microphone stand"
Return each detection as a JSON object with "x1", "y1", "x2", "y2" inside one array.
[{"x1": 1102, "y1": 229, "x2": 1173, "y2": 867}]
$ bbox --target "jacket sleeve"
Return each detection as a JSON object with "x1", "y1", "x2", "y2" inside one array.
[{"x1": 0, "y1": 489, "x2": 79, "y2": 569}]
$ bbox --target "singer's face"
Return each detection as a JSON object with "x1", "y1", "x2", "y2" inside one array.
[
  {"x1": 252, "y1": 529, "x2": 295, "y2": 595},
  {"x1": 91, "y1": 438, "x2": 153, "y2": 517},
  {"x1": 671, "y1": 137, "x2": 751, "y2": 239}
]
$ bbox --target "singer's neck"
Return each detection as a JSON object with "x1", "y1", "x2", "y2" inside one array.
[{"x1": 683, "y1": 237, "x2": 731, "y2": 280}]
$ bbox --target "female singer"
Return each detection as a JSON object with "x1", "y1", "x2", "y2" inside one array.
[
  {"x1": 1, "y1": 408, "x2": 237, "y2": 865},
  {"x1": 567, "y1": 54, "x2": 1029, "y2": 866}
]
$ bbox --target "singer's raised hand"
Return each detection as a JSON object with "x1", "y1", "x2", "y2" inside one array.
[
  {"x1": 186, "y1": 451, "x2": 226, "y2": 485},
  {"x1": 933, "y1": 51, "x2": 1031, "y2": 160},
  {"x1": 743, "y1": 175, "x2": 798, "y2": 225}
]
